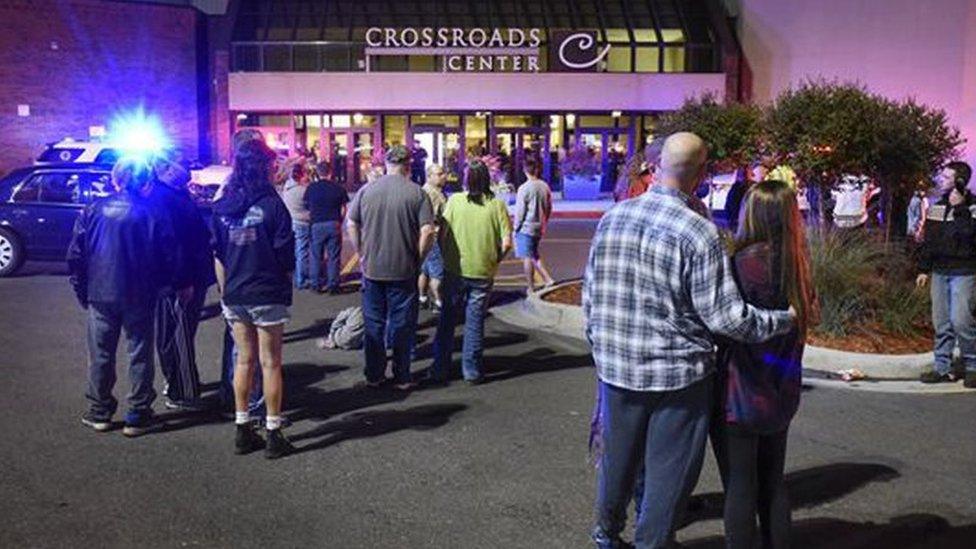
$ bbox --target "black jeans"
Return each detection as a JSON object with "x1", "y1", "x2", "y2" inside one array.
[
  {"x1": 87, "y1": 302, "x2": 156, "y2": 423},
  {"x1": 716, "y1": 427, "x2": 791, "y2": 549},
  {"x1": 595, "y1": 376, "x2": 713, "y2": 549}
]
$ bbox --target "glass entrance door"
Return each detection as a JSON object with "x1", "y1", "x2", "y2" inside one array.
[
  {"x1": 409, "y1": 126, "x2": 463, "y2": 187},
  {"x1": 491, "y1": 129, "x2": 549, "y2": 188},
  {"x1": 322, "y1": 129, "x2": 378, "y2": 190},
  {"x1": 576, "y1": 130, "x2": 632, "y2": 193}
]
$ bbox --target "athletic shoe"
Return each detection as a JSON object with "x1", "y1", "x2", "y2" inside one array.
[
  {"x1": 235, "y1": 423, "x2": 265, "y2": 455},
  {"x1": 122, "y1": 416, "x2": 162, "y2": 438},
  {"x1": 464, "y1": 376, "x2": 485, "y2": 386},
  {"x1": 920, "y1": 371, "x2": 958, "y2": 384},
  {"x1": 265, "y1": 429, "x2": 295, "y2": 459},
  {"x1": 164, "y1": 399, "x2": 206, "y2": 412},
  {"x1": 394, "y1": 381, "x2": 417, "y2": 391},
  {"x1": 964, "y1": 372, "x2": 976, "y2": 389},
  {"x1": 81, "y1": 412, "x2": 112, "y2": 432}
]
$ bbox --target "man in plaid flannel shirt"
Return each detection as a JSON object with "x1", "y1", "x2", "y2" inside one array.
[{"x1": 584, "y1": 133, "x2": 796, "y2": 549}]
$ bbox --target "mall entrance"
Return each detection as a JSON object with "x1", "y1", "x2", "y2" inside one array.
[
  {"x1": 237, "y1": 112, "x2": 651, "y2": 195},
  {"x1": 490, "y1": 127, "x2": 550, "y2": 188}
]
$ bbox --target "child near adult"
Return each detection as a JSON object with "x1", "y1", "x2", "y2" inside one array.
[{"x1": 713, "y1": 179, "x2": 818, "y2": 548}]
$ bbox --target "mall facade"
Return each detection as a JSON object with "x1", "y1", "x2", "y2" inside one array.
[
  {"x1": 223, "y1": 0, "x2": 738, "y2": 190},
  {"x1": 4, "y1": 0, "x2": 971, "y2": 184}
]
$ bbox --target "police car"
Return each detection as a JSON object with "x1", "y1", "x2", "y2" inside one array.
[{"x1": 35, "y1": 138, "x2": 121, "y2": 166}]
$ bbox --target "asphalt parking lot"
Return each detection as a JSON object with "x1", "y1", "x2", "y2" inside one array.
[{"x1": 1, "y1": 220, "x2": 974, "y2": 548}]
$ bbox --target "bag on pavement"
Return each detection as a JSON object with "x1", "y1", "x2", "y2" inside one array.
[{"x1": 323, "y1": 306, "x2": 365, "y2": 350}]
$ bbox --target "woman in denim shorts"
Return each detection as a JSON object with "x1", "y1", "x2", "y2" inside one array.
[{"x1": 211, "y1": 139, "x2": 296, "y2": 459}]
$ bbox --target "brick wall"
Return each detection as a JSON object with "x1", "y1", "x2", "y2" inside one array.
[{"x1": 0, "y1": 0, "x2": 201, "y2": 176}]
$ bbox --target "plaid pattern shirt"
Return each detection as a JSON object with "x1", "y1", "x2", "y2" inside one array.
[{"x1": 583, "y1": 185, "x2": 794, "y2": 392}]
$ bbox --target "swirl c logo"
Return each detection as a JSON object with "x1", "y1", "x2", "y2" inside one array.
[{"x1": 557, "y1": 32, "x2": 611, "y2": 70}]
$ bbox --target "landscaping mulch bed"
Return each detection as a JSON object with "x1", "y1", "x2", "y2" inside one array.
[{"x1": 542, "y1": 281, "x2": 932, "y2": 354}]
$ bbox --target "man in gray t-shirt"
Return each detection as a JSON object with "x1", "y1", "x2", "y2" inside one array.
[{"x1": 346, "y1": 144, "x2": 436, "y2": 389}]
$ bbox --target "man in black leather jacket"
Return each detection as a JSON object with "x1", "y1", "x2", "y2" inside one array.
[
  {"x1": 149, "y1": 151, "x2": 216, "y2": 409},
  {"x1": 916, "y1": 161, "x2": 976, "y2": 388},
  {"x1": 67, "y1": 158, "x2": 179, "y2": 436}
]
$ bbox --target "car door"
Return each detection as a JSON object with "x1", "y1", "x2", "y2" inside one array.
[{"x1": 8, "y1": 171, "x2": 87, "y2": 260}]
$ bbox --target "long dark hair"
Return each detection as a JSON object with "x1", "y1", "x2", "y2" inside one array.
[
  {"x1": 736, "y1": 179, "x2": 817, "y2": 335},
  {"x1": 465, "y1": 160, "x2": 494, "y2": 205},
  {"x1": 226, "y1": 139, "x2": 276, "y2": 201}
]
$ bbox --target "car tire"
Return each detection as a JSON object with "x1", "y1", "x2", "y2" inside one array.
[{"x1": 0, "y1": 227, "x2": 25, "y2": 277}]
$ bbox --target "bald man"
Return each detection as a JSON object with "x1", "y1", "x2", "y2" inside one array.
[{"x1": 583, "y1": 132, "x2": 796, "y2": 548}]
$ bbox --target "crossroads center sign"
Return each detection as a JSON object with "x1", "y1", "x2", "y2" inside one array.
[{"x1": 364, "y1": 27, "x2": 611, "y2": 73}]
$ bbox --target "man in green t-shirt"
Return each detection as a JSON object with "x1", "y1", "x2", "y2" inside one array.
[{"x1": 428, "y1": 161, "x2": 512, "y2": 385}]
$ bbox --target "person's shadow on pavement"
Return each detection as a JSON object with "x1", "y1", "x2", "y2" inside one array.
[{"x1": 288, "y1": 403, "x2": 468, "y2": 454}]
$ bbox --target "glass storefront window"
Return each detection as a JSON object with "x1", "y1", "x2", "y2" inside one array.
[
  {"x1": 408, "y1": 55, "x2": 436, "y2": 72},
  {"x1": 663, "y1": 46, "x2": 686, "y2": 73},
  {"x1": 606, "y1": 46, "x2": 632, "y2": 73},
  {"x1": 410, "y1": 114, "x2": 460, "y2": 128},
  {"x1": 465, "y1": 115, "x2": 488, "y2": 157},
  {"x1": 494, "y1": 115, "x2": 544, "y2": 128},
  {"x1": 384, "y1": 115, "x2": 407, "y2": 146}
]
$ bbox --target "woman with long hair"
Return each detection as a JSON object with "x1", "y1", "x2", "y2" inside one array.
[
  {"x1": 429, "y1": 159, "x2": 512, "y2": 385},
  {"x1": 211, "y1": 139, "x2": 296, "y2": 459},
  {"x1": 715, "y1": 179, "x2": 817, "y2": 548}
]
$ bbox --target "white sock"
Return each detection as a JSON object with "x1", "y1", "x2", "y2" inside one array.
[
  {"x1": 235, "y1": 412, "x2": 249, "y2": 425},
  {"x1": 419, "y1": 295, "x2": 429, "y2": 304},
  {"x1": 266, "y1": 415, "x2": 282, "y2": 431},
  {"x1": 434, "y1": 299, "x2": 443, "y2": 308}
]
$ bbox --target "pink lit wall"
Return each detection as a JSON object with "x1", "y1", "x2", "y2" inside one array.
[
  {"x1": 739, "y1": 0, "x2": 976, "y2": 165},
  {"x1": 228, "y1": 72, "x2": 726, "y2": 113}
]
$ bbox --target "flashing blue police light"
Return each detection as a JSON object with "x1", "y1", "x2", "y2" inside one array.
[{"x1": 107, "y1": 108, "x2": 170, "y2": 160}]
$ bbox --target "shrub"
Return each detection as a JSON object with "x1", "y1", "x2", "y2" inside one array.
[
  {"x1": 654, "y1": 92, "x2": 763, "y2": 173},
  {"x1": 808, "y1": 230, "x2": 930, "y2": 338}
]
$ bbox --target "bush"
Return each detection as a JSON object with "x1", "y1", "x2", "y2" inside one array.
[
  {"x1": 655, "y1": 92, "x2": 763, "y2": 173},
  {"x1": 808, "y1": 230, "x2": 930, "y2": 338}
]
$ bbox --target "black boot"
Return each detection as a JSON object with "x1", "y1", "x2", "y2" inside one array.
[
  {"x1": 266, "y1": 428, "x2": 295, "y2": 459},
  {"x1": 235, "y1": 423, "x2": 265, "y2": 455}
]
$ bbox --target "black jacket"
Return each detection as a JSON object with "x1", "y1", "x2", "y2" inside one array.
[
  {"x1": 67, "y1": 191, "x2": 178, "y2": 308},
  {"x1": 149, "y1": 181, "x2": 216, "y2": 289},
  {"x1": 210, "y1": 187, "x2": 295, "y2": 306},
  {"x1": 918, "y1": 193, "x2": 976, "y2": 274}
]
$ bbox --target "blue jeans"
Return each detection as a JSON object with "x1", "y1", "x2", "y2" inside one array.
[
  {"x1": 219, "y1": 324, "x2": 264, "y2": 414},
  {"x1": 594, "y1": 377, "x2": 712, "y2": 549},
  {"x1": 931, "y1": 273, "x2": 976, "y2": 374},
  {"x1": 362, "y1": 278, "x2": 418, "y2": 384},
  {"x1": 86, "y1": 302, "x2": 156, "y2": 423},
  {"x1": 431, "y1": 275, "x2": 493, "y2": 381},
  {"x1": 293, "y1": 222, "x2": 312, "y2": 289},
  {"x1": 311, "y1": 221, "x2": 342, "y2": 291}
]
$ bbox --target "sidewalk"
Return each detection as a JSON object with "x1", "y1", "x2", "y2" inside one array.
[{"x1": 506, "y1": 198, "x2": 613, "y2": 220}]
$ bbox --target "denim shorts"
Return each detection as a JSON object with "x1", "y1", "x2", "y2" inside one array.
[
  {"x1": 221, "y1": 303, "x2": 291, "y2": 327},
  {"x1": 422, "y1": 242, "x2": 445, "y2": 279},
  {"x1": 515, "y1": 232, "x2": 541, "y2": 259}
]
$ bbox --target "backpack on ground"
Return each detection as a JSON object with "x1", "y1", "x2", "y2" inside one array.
[{"x1": 323, "y1": 306, "x2": 365, "y2": 350}]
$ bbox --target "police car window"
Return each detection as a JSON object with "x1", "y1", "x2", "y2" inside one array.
[
  {"x1": 11, "y1": 173, "x2": 83, "y2": 204},
  {"x1": 93, "y1": 149, "x2": 121, "y2": 165}
]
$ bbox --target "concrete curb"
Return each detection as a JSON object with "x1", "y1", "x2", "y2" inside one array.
[{"x1": 491, "y1": 280, "x2": 937, "y2": 381}]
